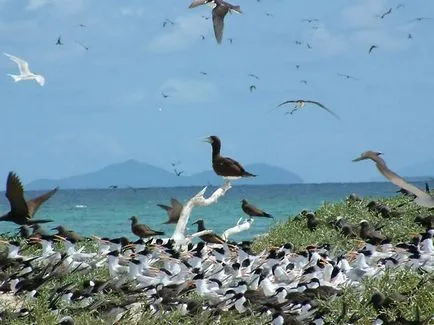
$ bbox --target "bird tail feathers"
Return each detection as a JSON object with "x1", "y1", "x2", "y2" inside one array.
[{"x1": 7, "y1": 74, "x2": 20, "y2": 82}]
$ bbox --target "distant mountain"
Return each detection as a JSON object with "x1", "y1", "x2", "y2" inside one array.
[{"x1": 26, "y1": 160, "x2": 303, "y2": 190}]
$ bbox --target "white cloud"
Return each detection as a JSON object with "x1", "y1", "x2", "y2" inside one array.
[
  {"x1": 26, "y1": 0, "x2": 87, "y2": 14},
  {"x1": 159, "y1": 78, "x2": 218, "y2": 104},
  {"x1": 146, "y1": 14, "x2": 209, "y2": 54}
]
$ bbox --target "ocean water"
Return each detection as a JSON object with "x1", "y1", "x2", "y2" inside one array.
[{"x1": 0, "y1": 182, "x2": 426, "y2": 242}]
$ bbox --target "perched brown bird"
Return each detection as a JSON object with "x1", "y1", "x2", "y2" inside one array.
[
  {"x1": 353, "y1": 151, "x2": 434, "y2": 208},
  {"x1": 52, "y1": 225, "x2": 83, "y2": 242},
  {"x1": 130, "y1": 216, "x2": 165, "y2": 238},
  {"x1": 204, "y1": 135, "x2": 256, "y2": 179},
  {"x1": 0, "y1": 172, "x2": 58, "y2": 225},
  {"x1": 414, "y1": 215, "x2": 434, "y2": 229},
  {"x1": 359, "y1": 220, "x2": 388, "y2": 244},
  {"x1": 305, "y1": 212, "x2": 319, "y2": 231},
  {"x1": 241, "y1": 199, "x2": 273, "y2": 218},
  {"x1": 192, "y1": 219, "x2": 226, "y2": 244},
  {"x1": 157, "y1": 198, "x2": 183, "y2": 224},
  {"x1": 346, "y1": 193, "x2": 362, "y2": 203}
]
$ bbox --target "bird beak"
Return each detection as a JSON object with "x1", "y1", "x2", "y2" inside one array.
[
  {"x1": 352, "y1": 156, "x2": 364, "y2": 162},
  {"x1": 202, "y1": 137, "x2": 212, "y2": 143},
  {"x1": 192, "y1": 221, "x2": 199, "y2": 225},
  {"x1": 51, "y1": 227, "x2": 58, "y2": 231}
]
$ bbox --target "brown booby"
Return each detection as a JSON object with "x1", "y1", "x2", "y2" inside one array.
[
  {"x1": 203, "y1": 135, "x2": 256, "y2": 179},
  {"x1": 130, "y1": 216, "x2": 165, "y2": 238},
  {"x1": 52, "y1": 225, "x2": 83, "y2": 242},
  {"x1": 352, "y1": 151, "x2": 434, "y2": 208},
  {"x1": 157, "y1": 198, "x2": 183, "y2": 224},
  {"x1": 192, "y1": 219, "x2": 226, "y2": 244},
  {"x1": 241, "y1": 199, "x2": 273, "y2": 218},
  {"x1": 0, "y1": 172, "x2": 58, "y2": 225},
  {"x1": 188, "y1": 0, "x2": 242, "y2": 44}
]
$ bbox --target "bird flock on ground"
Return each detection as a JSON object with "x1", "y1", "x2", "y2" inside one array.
[{"x1": 1, "y1": 1, "x2": 434, "y2": 324}]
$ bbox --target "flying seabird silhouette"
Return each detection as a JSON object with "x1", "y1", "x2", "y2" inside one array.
[
  {"x1": 203, "y1": 135, "x2": 256, "y2": 179},
  {"x1": 302, "y1": 18, "x2": 319, "y2": 23},
  {"x1": 249, "y1": 85, "x2": 256, "y2": 92},
  {"x1": 129, "y1": 216, "x2": 165, "y2": 238},
  {"x1": 369, "y1": 45, "x2": 378, "y2": 54},
  {"x1": 174, "y1": 168, "x2": 184, "y2": 176},
  {"x1": 300, "y1": 80, "x2": 308, "y2": 85},
  {"x1": 276, "y1": 100, "x2": 340, "y2": 120},
  {"x1": 4, "y1": 53, "x2": 45, "y2": 86},
  {"x1": 248, "y1": 73, "x2": 259, "y2": 80},
  {"x1": 75, "y1": 40, "x2": 89, "y2": 51},
  {"x1": 157, "y1": 198, "x2": 183, "y2": 224},
  {"x1": 352, "y1": 151, "x2": 434, "y2": 208},
  {"x1": 241, "y1": 199, "x2": 273, "y2": 218},
  {"x1": 378, "y1": 8, "x2": 392, "y2": 19},
  {"x1": 337, "y1": 73, "x2": 357, "y2": 80},
  {"x1": 0, "y1": 172, "x2": 58, "y2": 225},
  {"x1": 189, "y1": 0, "x2": 242, "y2": 44},
  {"x1": 56, "y1": 36, "x2": 63, "y2": 46},
  {"x1": 162, "y1": 19, "x2": 175, "y2": 28}
]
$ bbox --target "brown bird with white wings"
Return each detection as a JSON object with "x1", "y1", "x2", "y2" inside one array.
[
  {"x1": 0, "y1": 172, "x2": 58, "y2": 225},
  {"x1": 352, "y1": 151, "x2": 434, "y2": 208},
  {"x1": 276, "y1": 99, "x2": 340, "y2": 119}
]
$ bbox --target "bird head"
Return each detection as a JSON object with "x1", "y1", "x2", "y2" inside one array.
[
  {"x1": 203, "y1": 135, "x2": 218, "y2": 144},
  {"x1": 51, "y1": 225, "x2": 63, "y2": 232},
  {"x1": 129, "y1": 216, "x2": 138, "y2": 223},
  {"x1": 241, "y1": 199, "x2": 247, "y2": 204},
  {"x1": 352, "y1": 151, "x2": 383, "y2": 162}
]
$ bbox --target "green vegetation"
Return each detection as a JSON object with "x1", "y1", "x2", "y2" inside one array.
[{"x1": 1, "y1": 194, "x2": 433, "y2": 324}]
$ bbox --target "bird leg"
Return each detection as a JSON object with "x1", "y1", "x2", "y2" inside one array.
[{"x1": 171, "y1": 181, "x2": 232, "y2": 249}]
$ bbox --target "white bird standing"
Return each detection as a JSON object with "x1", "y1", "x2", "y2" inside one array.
[{"x1": 4, "y1": 53, "x2": 45, "y2": 86}]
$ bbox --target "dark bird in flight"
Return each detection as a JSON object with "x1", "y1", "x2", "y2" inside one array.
[
  {"x1": 352, "y1": 151, "x2": 434, "y2": 208},
  {"x1": 249, "y1": 85, "x2": 256, "y2": 92},
  {"x1": 75, "y1": 40, "x2": 89, "y2": 51},
  {"x1": 192, "y1": 219, "x2": 226, "y2": 244},
  {"x1": 410, "y1": 17, "x2": 432, "y2": 22},
  {"x1": 369, "y1": 45, "x2": 378, "y2": 54},
  {"x1": 378, "y1": 8, "x2": 392, "y2": 19},
  {"x1": 408, "y1": 33, "x2": 413, "y2": 40},
  {"x1": 337, "y1": 73, "x2": 357, "y2": 80},
  {"x1": 174, "y1": 168, "x2": 184, "y2": 176},
  {"x1": 241, "y1": 199, "x2": 273, "y2": 218},
  {"x1": 157, "y1": 198, "x2": 183, "y2": 224},
  {"x1": 200, "y1": 71, "x2": 208, "y2": 75},
  {"x1": 265, "y1": 13, "x2": 273, "y2": 17},
  {"x1": 201, "y1": 35, "x2": 206, "y2": 40},
  {"x1": 0, "y1": 172, "x2": 58, "y2": 225},
  {"x1": 203, "y1": 135, "x2": 256, "y2": 179},
  {"x1": 162, "y1": 19, "x2": 175, "y2": 28},
  {"x1": 171, "y1": 161, "x2": 181, "y2": 167},
  {"x1": 295, "y1": 64, "x2": 300, "y2": 69},
  {"x1": 202, "y1": 15, "x2": 210, "y2": 20},
  {"x1": 295, "y1": 40, "x2": 302, "y2": 45},
  {"x1": 130, "y1": 216, "x2": 165, "y2": 238},
  {"x1": 302, "y1": 18, "x2": 319, "y2": 23},
  {"x1": 227, "y1": 38, "x2": 233, "y2": 44},
  {"x1": 78, "y1": 23, "x2": 87, "y2": 28},
  {"x1": 188, "y1": 0, "x2": 242, "y2": 44},
  {"x1": 276, "y1": 100, "x2": 340, "y2": 120},
  {"x1": 109, "y1": 185, "x2": 118, "y2": 189},
  {"x1": 56, "y1": 36, "x2": 63, "y2": 46},
  {"x1": 306, "y1": 43, "x2": 312, "y2": 49},
  {"x1": 248, "y1": 73, "x2": 259, "y2": 80},
  {"x1": 300, "y1": 80, "x2": 308, "y2": 85},
  {"x1": 161, "y1": 92, "x2": 169, "y2": 98}
]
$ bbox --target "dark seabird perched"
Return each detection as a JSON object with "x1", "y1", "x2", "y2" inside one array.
[
  {"x1": 359, "y1": 220, "x2": 389, "y2": 244},
  {"x1": 192, "y1": 219, "x2": 226, "y2": 244},
  {"x1": 353, "y1": 151, "x2": 434, "y2": 208},
  {"x1": 157, "y1": 198, "x2": 183, "y2": 224},
  {"x1": 52, "y1": 225, "x2": 83, "y2": 242},
  {"x1": 241, "y1": 199, "x2": 273, "y2": 218},
  {"x1": 130, "y1": 216, "x2": 165, "y2": 238},
  {"x1": 276, "y1": 99, "x2": 340, "y2": 120},
  {"x1": 188, "y1": 0, "x2": 242, "y2": 44},
  {"x1": 203, "y1": 135, "x2": 256, "y2": 179},
  {"x1": 0, "y1": 172, "x2": 58, "y2": 225},
  {"x1": 305, "y1": 212, "x2": 319, "y2": 231}
]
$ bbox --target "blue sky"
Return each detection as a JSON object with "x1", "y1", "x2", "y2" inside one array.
[{"x1": 0, "y1": 0, "x2": 433, "y2": 184}]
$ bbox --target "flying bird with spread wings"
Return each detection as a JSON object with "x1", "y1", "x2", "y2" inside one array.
[
  {"x1": 4, "y1": 53, "x2": 45, "y2": 86},
  {"x1": 369, "y1": 45, "x2": 378, "y2": 54},
  {"x1": 378, "y1": 8, "x2": 392, "y2": 19},
  {"x1": 337, "y1": 73, "x2": 358, "y2": 80},
  {"x1": 353, "y1": 151, "x2": 434, "y2": 208},
  {"x1": 188, "y1": 0, "x2": 242, "y2": 44},
  {"x1": 275, "y1": 100, "x2": 340, "y2": 119}
]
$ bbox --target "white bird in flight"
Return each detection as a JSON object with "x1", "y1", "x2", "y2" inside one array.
[{"x1": 4, "y1": 53, "x2": 45, "y2": 86}]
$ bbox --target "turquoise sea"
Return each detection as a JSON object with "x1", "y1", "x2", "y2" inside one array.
[{"x1": 0, "y1": 182, "x2": 426, "y2": 242}]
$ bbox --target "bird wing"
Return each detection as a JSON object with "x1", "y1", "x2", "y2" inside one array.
[
  {"x1": 369, "y1": 45, "x2": 377, "y2": 54},
  {"x1": 170, "y1": 198, "x2": 183, "y2": 213},
  {"x1": 27, "y1": 187, "x2": 59, "y2": 217},
  {"x1": 220, "y1": 156, "x2": 248, "y2": 174},
  {"x1": 4, "y1": 53, "x2": 30, "y2": 75},
  {"x1": 6, "y1": 172, "x2": 29, "y2": 217},
  {"x1": 244, "y1": 202, "x2": 265, "y2": 216},
  {"x1": 304, "y1": 100, "x2": 340, "y2": 119},
  {"x1": 212, "y1": 6, "x2": 228, "y2": 44},
  {"x1": 276, "y1": 100, "x2": 297, "y2": 108},
  {"x1": 188, "y1": 0, "x2": 208, "y2": 8},
  {"x1": 374, "y1": 158, "x2": 434, "y2": 207},
  {"x1": 157, "y1": 204, "x2": 171, "y2": 212}
]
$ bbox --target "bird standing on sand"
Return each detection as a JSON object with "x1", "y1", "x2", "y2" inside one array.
[
  {"x1": 352, "y1": 151, "x2": 434, "y2": 208},
  {"x1": 4, "y1": 53, "x2": 45, "y2": 86},
  {"x1": 192, "y1": 219, "x2": 226, "y2": 244},
  {"x1": 241, "y1": 199, "x2": 273, "y2": 218},
  {"x1": 129, "y1": 216, "x2": 165, "y2": 238},
  {"x1": 203, "y1": 135, "x2": 256, "y2": 180},
  {"x1": 0, "y1": 172, "x2": 57, "y2": 225},
  {"x1": 157, "y1": 198, "x2": 183, "y2": 224},
  {"x1": 188, "y1": 0, "x2": 242, "y2": 44},
  {"x1": 276, "y1": 99, "x2": 340, "y2": 120}
]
